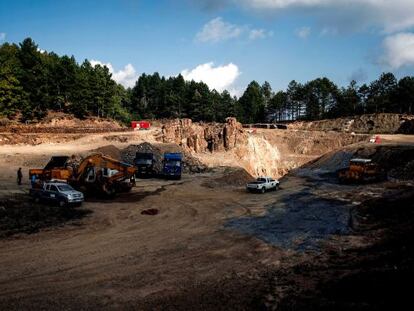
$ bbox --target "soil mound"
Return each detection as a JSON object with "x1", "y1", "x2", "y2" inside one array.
[
  {"x1": 92, "y1": 145, "x2": 122, "y2": 160},
  {"x1": 203, "y1": 168, "x2": 254, "y2": 188}
]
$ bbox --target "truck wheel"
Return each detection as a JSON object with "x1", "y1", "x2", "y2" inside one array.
[
  {"x1": 34, "y1": 196, "x2": 40, "y2": 203},
  {"x1": 261, "y1": 187, "x2": 266, "y2": 194},
  {"x1": 275, "y1": 184, "x2": 279, "y2": 190},
  {"x1": 58, "y1": 200, "x2": 66, "y2": 208}
]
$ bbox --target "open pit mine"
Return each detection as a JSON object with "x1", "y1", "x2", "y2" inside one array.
[{"x1": 0, "y1": 113, "x2": 413, "y2": 310}]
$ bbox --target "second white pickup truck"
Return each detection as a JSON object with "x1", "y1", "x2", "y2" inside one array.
[{"x1": 246, "y1": 177, "x2": 280, "y2": 193}]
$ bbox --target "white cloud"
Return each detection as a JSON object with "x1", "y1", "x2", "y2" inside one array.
[
  {"x1": 90, "y1": 60, "x2": 138, "y2": 88},
  {"x1": 382, "y1": 32, "x2": 414, "y2": 69},
  {"x1": 295, "y1": 26, "x2": 311, "y2": 39},
  {"x1": 196, "y1": 17, "x2": 243, "y2": 43},
  {"x1": 217, "y1": 0, "x2": 414, "y2": 33},
  {"x1": 196, "y1": 17, "x2": 272, "y2": 43},
  {"x1": 181, "y1": 62, "x2": 241, "y2": 95},
  {"x1": 0, "y1": 33, "x2": 6, "y2": 41},
  {"x1": 320, "y1": 26, "x2": 338, "y2": 36},
  {"x1": 249, "y1": 28, "x2": 273, "y2": 40}
]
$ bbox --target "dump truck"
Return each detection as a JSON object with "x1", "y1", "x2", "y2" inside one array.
[
  {"x1": 29, "y1": 154, "x2": 136, "y2": 196},
  {"x1": 163, "y1": 153, "x2": 182, "y2": 179},
  {"x1": 133, "y1": 152, "x2": 155, "y2": 178},
  {"x1": 338, "y1": 158, "x2": 385, "y2": 183}
]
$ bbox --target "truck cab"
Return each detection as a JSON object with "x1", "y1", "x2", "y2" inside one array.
[
  {"x1": 163, "y1": 153, "x2": 182, "y2": 180},
  {"x1": 133, "y1": 152, "x2": 155, "y2": 177}
]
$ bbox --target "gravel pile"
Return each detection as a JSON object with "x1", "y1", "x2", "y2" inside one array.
[{"x1": 121, "y1": 142, "x2": 164, "y2": 173}]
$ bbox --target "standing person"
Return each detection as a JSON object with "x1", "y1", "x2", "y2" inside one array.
[{"x1": 17, "y1": 168, "x2": 23, "y2": 185}]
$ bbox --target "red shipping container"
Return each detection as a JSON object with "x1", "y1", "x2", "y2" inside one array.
[{"x1": 131, "y1": 121, "x2": 151, "y2": 130}]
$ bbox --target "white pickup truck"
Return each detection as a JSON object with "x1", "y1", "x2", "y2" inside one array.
[{"x1": 246, "y1": 177, "x2": 280, "y2": 193}]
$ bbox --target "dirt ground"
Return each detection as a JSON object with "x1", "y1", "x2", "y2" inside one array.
[{"x1": 0, "y1": 128, "x2": 413, "y2": 310}]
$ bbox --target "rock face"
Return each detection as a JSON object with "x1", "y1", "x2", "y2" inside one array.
[
  {"x1": 161, "y1": 117, "x2": 247, "y2": 153},
  {"x1": 288, "y1": 113, "x2": 414, "y2": 134}
]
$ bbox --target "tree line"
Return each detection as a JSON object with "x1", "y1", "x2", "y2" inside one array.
[{"x1": 1, "y1": 38, "x2": 414, "y2": 125}]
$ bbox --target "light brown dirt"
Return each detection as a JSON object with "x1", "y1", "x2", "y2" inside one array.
[
  {"x1": 0, "y1": 153, "x2": 287, "y2": 309},
  {"x1": 1, "y1": 119, "x2": 413, "y2": 309}
]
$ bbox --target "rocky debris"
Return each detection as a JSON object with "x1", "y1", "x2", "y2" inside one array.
[
  {"x1": 398, "y1": 119, "x2": 414, "y2": 134},
  {"x1": 389, "y1": 160, "x2": 414, "y2": 180},
  {"x1": 181, "y1": 150, "x2": 209, "y2": 173},
  {"x1": 103, "y1": 135, "x2": 129, "y2": 143},
  {"x1": 288, "y1": 113, "x2": 414, "y2": 134},
  {"x1": 122, "y1": 142, "x2": 164, "y2": 173},
  {"x1": 161, "y1": 117, "x2": 247, "y2": 153}
]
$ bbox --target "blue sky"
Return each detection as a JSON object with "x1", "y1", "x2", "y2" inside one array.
[{"x1": 1, "y1": 0, "x2": 414, "y2": 95}]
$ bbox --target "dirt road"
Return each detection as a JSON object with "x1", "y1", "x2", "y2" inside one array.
[{"x1": 0, "y1": 171, "x2": 292, "y2": 309}]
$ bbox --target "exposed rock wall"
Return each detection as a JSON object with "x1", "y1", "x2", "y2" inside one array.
[
  {"x1": 288, "y1": 113, "x2": 414, "y2": 134},
  {"x1": 161, "y1": 117, "x2": 247, "y2": 153}
]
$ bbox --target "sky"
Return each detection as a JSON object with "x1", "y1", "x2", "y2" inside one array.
[{"x1": 1, "y1": 0, "x2": 414, "y2": 96}]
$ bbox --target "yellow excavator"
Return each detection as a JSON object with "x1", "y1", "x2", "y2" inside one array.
[
  {"x1": 29, "y1": 154, "x2": 136, "y2": 196},
  {"x1": 338, "y1": 158, "x2": 385, "y2": 183}
]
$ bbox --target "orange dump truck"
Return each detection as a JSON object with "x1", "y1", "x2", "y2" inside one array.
[{"x1": 338, "y1": 158, "x2": 385, "y2": 183}]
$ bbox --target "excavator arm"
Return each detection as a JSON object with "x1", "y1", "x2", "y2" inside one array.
[{"x1": 74, "y1": 153, "x2": 137, "y2": 195}]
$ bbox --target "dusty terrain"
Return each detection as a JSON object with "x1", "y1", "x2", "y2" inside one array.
[{"x1": 0, "y1": 117, "x2": 413, "y2": 310}]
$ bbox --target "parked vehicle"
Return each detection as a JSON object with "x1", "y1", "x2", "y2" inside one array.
[
  {"x1": 29, "y1": 153, "x2": 136, "y2": 197},
  {"x1": 133, "y1": 152, "x2": 155, "y2": 177},
  {"x1": 338, "y1": 158, "x2": 385, "y2": 183},
  {"x1": 30, "y1": 181, "x2": 84, "y2": 207},
  {"x1": 246, "y1": 177, "x2": 280, "y2": 193},
  {"x1": 163, "y1": 153, "x2": 182, "y2": 179}
]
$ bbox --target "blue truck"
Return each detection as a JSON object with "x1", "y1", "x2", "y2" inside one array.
[{"x1": 163, "y1": 153, "x2": 182, "y2": 179}]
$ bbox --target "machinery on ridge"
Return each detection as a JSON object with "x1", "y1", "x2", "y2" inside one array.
[{"x1": 338, "y1": 158, "x2": 385, "y2": 183}]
